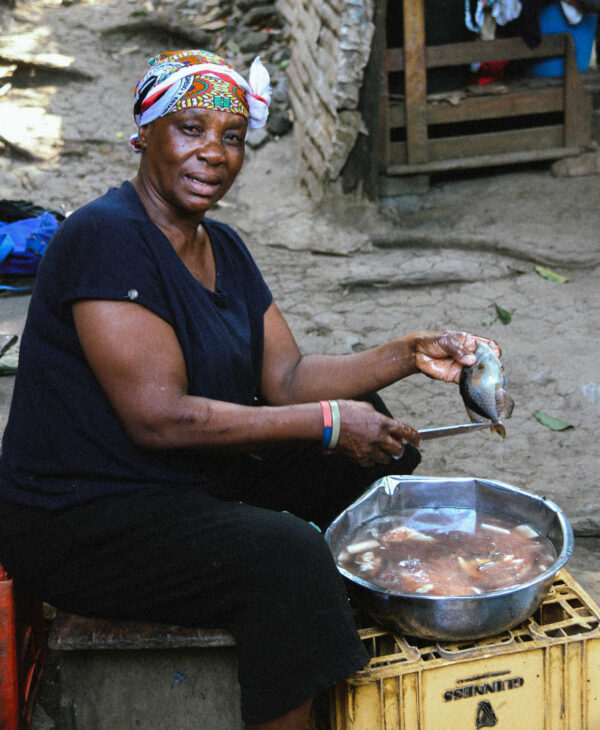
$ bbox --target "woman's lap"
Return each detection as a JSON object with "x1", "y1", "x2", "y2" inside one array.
[
  {"x1": 0, "y1": 402, "x2": 420, "y2": 723},
  {"x1": 243, "y1": 440, "x2": 420, "y2": 527},
  {"x1": 0, "y1": 486, "x2": 370, "y2": 723}
]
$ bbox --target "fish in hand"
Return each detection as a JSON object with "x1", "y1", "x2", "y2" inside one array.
[{"x1": 459, "y1": 342, "x2": 514, "y2": 436}]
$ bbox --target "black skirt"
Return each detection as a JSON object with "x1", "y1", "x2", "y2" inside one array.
[{"x1": 0, "y1": 437, "x2": 420, "y2": 724}]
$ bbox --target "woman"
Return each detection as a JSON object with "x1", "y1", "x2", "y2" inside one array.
[{"x1": 0, "y1": 50, "x2": 500, "y2": 729}]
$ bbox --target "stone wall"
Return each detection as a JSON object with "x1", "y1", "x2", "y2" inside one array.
[{"x1": 277, "y1": 0, "x2": 375, "y2": 199}]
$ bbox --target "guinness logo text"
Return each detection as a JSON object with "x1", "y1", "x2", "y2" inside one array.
[{"x1": 443, "y1": 676, "x2": 524, "y2": 701}]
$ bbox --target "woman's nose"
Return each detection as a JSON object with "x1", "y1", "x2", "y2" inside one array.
[{"x1": 196, "y1": 133, "x2": 225, "y2": 164}]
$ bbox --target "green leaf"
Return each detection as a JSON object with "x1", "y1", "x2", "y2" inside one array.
[
  {"x1": 533, "y1": 410, "x2": 573, "y2": 431},
  {"x1": 494, "y1": 303, "x2": 512, "y2": 325},
  {"x1": 129, "y1": 10, "x2": 148, "y2": 17},
  {"x1": 535, "y1": 265, "x2": 568, "y2": 283},
  {"x1": 279, "y1": 59, "x2": 291, "y2": 71}
]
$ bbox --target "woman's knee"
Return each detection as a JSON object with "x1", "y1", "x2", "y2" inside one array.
[{"x1": 246, "y1": 510, "x2": 338, "y2": 593}]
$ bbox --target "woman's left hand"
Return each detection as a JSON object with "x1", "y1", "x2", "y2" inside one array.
[{"x1": 412, "y1": 330, "x2": 501, "y2": 384}]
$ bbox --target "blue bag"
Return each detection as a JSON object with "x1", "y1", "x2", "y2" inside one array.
[
  {"x1": 0, "y1": 203, "x2": 62, "y2": 293},
  {"x1": 0, "y1": 211, "x2": 59, "y2": 276}
]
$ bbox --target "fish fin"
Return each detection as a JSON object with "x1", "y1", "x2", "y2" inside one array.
[
  {"x1": 502, "y1": 391, "x2": 515, "y2": 419},
  {"x1": 491, "y1": 423, "x2": 506, "y2": 438}
]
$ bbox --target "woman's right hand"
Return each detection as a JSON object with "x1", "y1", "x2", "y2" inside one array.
[{"x1": 333, "y1": 399, "x2": 422, "y2": 466}]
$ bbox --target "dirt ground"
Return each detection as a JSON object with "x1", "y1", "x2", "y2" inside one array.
[{"x1": 1, "y1": 1, "x2": 600, "y2": 726}]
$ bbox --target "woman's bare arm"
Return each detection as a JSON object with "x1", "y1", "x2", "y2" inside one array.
[
  {"x1": 72, "y1": 299, "x2": 323, "y2": 451},
  {"x1": 259, "y1": 302, "x2": 498, "y2": 405},
  {"x1": 73, "y1": 298, "x2": 497, "y2": 463}
]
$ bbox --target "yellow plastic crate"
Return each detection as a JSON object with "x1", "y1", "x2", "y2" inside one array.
[{"x1": 331, "y1": 569, "x2": 600, "y2": 730}]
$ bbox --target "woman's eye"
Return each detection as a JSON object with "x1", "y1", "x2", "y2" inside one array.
[
  {"x1": 182, "y1": 124, "x2": 202, "y2": 134},
  {"x1": 225, "y1": 132, "x2": 243, "y2": 144}
]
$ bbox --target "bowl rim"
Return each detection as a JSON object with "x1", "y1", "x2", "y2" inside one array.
[{"x1": 325, "y1": 475, "x2": 574, "y2": 601}]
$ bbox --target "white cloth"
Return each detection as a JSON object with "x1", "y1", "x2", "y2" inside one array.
[
  {"x1": 465, "y1": 0, "x2": 522, "y2": 33},
  {"x1": 560, "y1": 1, "x2": 584, "y2": 24}
]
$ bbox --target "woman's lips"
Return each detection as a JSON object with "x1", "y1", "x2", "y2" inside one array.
[{"x1": 185, "y1": 173, "x2": 220, "y2": 195}]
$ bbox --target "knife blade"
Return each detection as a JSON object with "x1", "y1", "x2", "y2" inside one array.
[{"x1": 417, "y1": 422, "x2": 501, "y2": 440}]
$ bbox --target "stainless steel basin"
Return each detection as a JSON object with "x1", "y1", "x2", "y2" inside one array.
[{"x1": 325, "y1": 476, "x2": 574, "y2": 641}]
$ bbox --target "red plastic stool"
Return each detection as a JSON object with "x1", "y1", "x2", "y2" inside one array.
[{"x1": 0, "y1": 565, "x2": 45, "y2": 729}]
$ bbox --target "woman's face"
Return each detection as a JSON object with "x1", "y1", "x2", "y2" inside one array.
[{"x1": 137, "y1": 107, "x2": 247, "y2": 216}]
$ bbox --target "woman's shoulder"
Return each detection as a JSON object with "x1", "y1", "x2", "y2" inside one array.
[{"x1": 62, "y1": 181, "x2": 144, "y2": 235}]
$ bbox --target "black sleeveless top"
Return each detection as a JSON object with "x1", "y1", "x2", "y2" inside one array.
[{"x1": 0, "y1": 181, "x2": 273, "y2": 508}]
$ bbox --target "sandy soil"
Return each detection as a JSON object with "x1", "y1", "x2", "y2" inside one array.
[{"x1": 1, "y1": 1, "x2": 599, "y2": 726}]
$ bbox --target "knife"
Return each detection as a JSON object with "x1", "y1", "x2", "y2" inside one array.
[{"x1": 417, "y1": 422, "x2": 501, "y2": 440}]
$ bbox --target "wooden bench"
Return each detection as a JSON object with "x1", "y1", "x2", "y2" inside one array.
[{"x1": 48, "y1": 612, "x2": 242, "y2": 730}]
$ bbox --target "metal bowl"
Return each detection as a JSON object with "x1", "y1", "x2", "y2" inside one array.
[{"x1": 325, "y1": 476, "x2": 574, "y2": 641}]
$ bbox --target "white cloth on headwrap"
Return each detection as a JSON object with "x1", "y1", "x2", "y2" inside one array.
[
  {"x1": 246, "y1": 56, "x2": 271, "y2": 128},
  {"x1": 134, "y1": 57, "x2": 271, "y2": 130}
]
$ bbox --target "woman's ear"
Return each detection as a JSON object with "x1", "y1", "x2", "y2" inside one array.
[{"x1": 136, "y1": 125, "x2": 149, "y2": 150}]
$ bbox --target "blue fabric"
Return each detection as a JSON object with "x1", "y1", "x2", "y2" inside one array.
[
  {"x1": 0, "y1": 181, "x2": 273, "y2": 508},
  {"x1": 0, "y1": 211, "x2": 59, "y2": 276}
]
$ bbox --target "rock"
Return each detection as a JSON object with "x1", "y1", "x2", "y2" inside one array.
[
  {"x1": 246, "y1": 127, "x2": 269, "y2": 148},
  {"x1": 237, "y1": 29, "x2": 270, "y2": 52},
  {"x1": 267, "y1": 109, "x2": 292, "y2": 136},
  {"x1": 241, "y1": 5, "x2": 281, "y2": 28},
  {"x1": 272, "y1": 76, "x2": 289, "y2": 105},
  {"x1": 270, "y1": 47, "x2": 290, "y2": 65},
  {"x1": 234, "y1": 0, "x2": 265, "y2": 11}
]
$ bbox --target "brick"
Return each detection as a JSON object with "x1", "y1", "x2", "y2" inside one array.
[
  {"x1": 317, "y1": 1, "x2": 340, "y2": 32},
  {"x1": 302, "y1": 129, "x2": 328, "y2": 176},
  {"x1": 326, "y1": 0, "x2": 343, "y2": 13},
  {"x1": 299, "y1": 160, "x2": 325, "y2": 200},
  {"x1": 301, "y1": 5, "x2": 321, "y2": 41},
  {"x1": 286, "y1": 60, "x2": 307, "y2": 100},
  {"x1": 316, "y1": 37, "x2": 339, "y2": 79},
  {"x1": 307, "y1": 114, "x2": 331, "y2": 154},
  {"x1": 316, "y1": 24, "x2": 338, "y2": 59},
  {"x1": 328, "y1": 109, "x2": 362, "y2": 178}
]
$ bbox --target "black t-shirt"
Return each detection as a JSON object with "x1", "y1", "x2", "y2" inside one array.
[{"x1": 0, "y1": 181, "x2": 273, "y2": 509}]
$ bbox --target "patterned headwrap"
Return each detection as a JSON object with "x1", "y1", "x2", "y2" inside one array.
[{"x1": 130, "y1": 49, "x2": 271, "y2": 152}]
